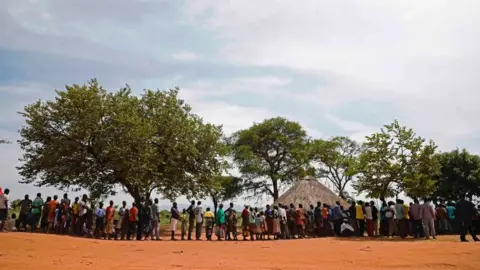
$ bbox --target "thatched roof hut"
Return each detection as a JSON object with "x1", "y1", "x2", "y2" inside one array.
[{"x1": 274, "y1": 176, "x2": 349, "y2": 208}]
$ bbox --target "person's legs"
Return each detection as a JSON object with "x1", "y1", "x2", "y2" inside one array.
[
  {"x1": 428, "y1": 218, "x2": 436, "y2": 239},
  {"x1": 459, "y1": 221, "x2": 468, "y2": 241},
  {"x1": 196, "y1": 222, "x2": 202, "y2": 240},
  {"x1": 188, "y1": 219, "x2": 194, "y2": 240}
]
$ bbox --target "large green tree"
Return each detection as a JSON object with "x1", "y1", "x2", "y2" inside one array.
[
  {"x1": 432, "y1": 149, "x2": 480, "y2": 201},
  {"x1": 312, "y1": 136, "x2": 360, "y2": 199},
  {"x1": 355, "y1": 120, "x2": 440, "y2": 199},
  {"x1": 17, "y1": 79, "x2": 226, "y2": 203},
  {"x1": 229, "y1": 117, "x2": 312, "y2": 202}
]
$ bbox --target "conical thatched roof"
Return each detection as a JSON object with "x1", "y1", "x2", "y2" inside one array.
[{"x1": 274, "y1": 176, "x2": 349, "y2": 208}]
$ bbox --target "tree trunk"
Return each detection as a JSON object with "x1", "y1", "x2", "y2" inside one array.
[
  {"x1": 272, "y1": 179, "x2": 279, "y2": 202},
  {"x1": 212, "y1": 196, "x2": 218, "y2": 217}
]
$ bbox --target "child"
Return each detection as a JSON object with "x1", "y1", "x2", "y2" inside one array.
[
  {"x1": 255, "y1": 212, "x2": 262, "y2": 240},
  {"x1": 7, "y1": 214, "x2": 17, "y2": 232},
  {"x1": 180, "y1": 209, "x2": 187, "y2": 240},
  {"x1": 95, "y1": 202, "x2": 105, "y2": 239}
]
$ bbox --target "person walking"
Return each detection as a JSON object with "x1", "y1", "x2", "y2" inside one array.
[{"x1": 455, "y1": 197, "x2": 479, "y2": 242}]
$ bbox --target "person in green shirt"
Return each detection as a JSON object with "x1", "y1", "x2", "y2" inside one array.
[
  {"x1": 30, "y1": 193, "x2": 44, "y2": 232},
  {"x1": 216, "y1": 204, "x2": 226, "y2": 241}
]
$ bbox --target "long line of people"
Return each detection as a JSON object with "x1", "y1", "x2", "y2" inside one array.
[{"x1": 1, "y1": 188, "x2": 479, "y2": 242}]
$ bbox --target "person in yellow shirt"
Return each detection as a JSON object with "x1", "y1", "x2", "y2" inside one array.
[
  {"x1": 71, "y1": 197, "x2": 79, "y2": 234},
  {"x1": 179, "y1": 209, "x2": 187, "y2": 240},
  {"x1": 355, "y1": 201, "x2": 366, "y2": 236},
  {"x1": 204, "y1": 208, "x2": 215, "y2": 241},
  {"x1": 404, "y1": 203, "x2": 411, "y2": 236}
]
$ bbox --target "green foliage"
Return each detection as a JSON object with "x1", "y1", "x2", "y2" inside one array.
[
  {"x1": 17, "y1": 79, "x2": 227, "y2": 203},
  {"x1": 312, "y1": 136, "x2": 360, "y2": 199},
  {"x1": 433, "y1": 149, "x2": 480, "y2": 201},
  {"x1": 209, "y1": 175, "x2": 245, "y2": 213},
  {"x1": 229, "y1": 117, "x2": 312, "y2": 201},
  {"x1": 0, "y1": 139, "x2": 10, "y2": 144},
  {"x1": 355, "y1": 120, "x2": 440, "y2": 199},
  {"x1": 9, "y1": 199, "x2": 21, "y2": 217}
]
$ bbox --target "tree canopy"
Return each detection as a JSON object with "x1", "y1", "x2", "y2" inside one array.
[
  {"x1": 432, "y1": 149, "x2": 480, "y2": 201},
  {"x1": 355, "y1": 120, "x2": 440, "y2": 199},
  {"x1": 229, "y1": 117, "x2": 312, "y2": 202},
  {"x1": 209, "y1": 175, "x2": 245, "y2": 214},
  {"x1": 17, "y1": 79, "x2": 227, "y2": 203},
  {"x1": 312, "y1": 136, "x2": 360, "y2": 199}
]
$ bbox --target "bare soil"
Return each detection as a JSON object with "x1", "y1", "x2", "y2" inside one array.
[{"x1": 2, "y1": 233, "x2": 479, "y2": 270}]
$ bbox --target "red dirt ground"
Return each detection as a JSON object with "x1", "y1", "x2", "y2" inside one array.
[{"x1": 2, "y1": 233, "x2": 479, "y2": 270}]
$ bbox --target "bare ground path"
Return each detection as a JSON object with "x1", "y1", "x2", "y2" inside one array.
[{"x1": 2, "y1": 233, "x2": 479, "y2": 270}]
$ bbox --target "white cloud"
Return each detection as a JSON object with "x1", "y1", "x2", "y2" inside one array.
[
  {"x1": 187, "y1": 0, "x2": 480, "y2": 149},
  {"x1": 172, "y1": 51, "x2": 198, "y2": 61}
]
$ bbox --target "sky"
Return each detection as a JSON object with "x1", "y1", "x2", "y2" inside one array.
[{"x1": 1, "y1": 0, "x2": 480, "y2": 208}]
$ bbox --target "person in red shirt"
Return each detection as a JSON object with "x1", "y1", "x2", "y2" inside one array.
[
  {"x1": 105, "y1": 200, "x2": 115, "y2": 240},
  {"x1": 296, "y1": 204, "x2": 305, "y2": 238},
  {"x1": 128, "y1": 202, "x2": 138, "y2": 240}
]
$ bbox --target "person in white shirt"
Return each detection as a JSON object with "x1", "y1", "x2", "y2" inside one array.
[
  {"x1": 278, "y1": 204, "x2": 288, "y2": 239},
  {"x1": 7, "y1": 213, "x2": 17, "y2": 232},
  {"x1": 0, "y1": 188, "x2": 10, "y2": 232},
  {"x1": 194, "y1": 201, "x2": 204, "y2": 240},
  {"x1": 364, "y1": 202, "x2": 373, "y2": 237}
]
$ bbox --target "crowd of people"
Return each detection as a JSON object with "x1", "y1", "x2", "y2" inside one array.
[{"x1": 0, "y1": 187, "x2": 479, "y2": 242}]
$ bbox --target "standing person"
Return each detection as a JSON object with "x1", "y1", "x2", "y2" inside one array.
[
  {"x1": 180, "y1": 209, "x2": 187, "y2": 240},
  {"x1": 356, "y1": 201, "x2": 366, "y2": 237},
  {"x1": 95, "y1": 202, "x2": 106, "y2": 239},
  {"x1": 215, "y1": 204, "x2": 226, "y2": 241},
  {"x1": 370, "y1": 201, "x2": 379, "y2": 236},
  {"x1": 296, "y1": 204, "x2": 305, "y2": 238},
  {"x1": 128, "y1": 202, "x2": 138, "y2": 240},
  {"x1": 186, "y1": 200, "x2": 195, "y2": 240},
  {"x1": 265, "y1": 204, "x2": 274, "y2": 240},
  {"x1": 0, "y1": 188, "x2": 10, "y2": 232},
  {"x1": 85, "y1": 203, "x2": 94, "y2": 237},
  {"x1": 420, "y1": 198, "x2": 436, "y2": 240},
  {"x1": 142, "y1": 201, "x2": 153, "y2": 240},
  {"x1": 404, "y1": 201, "x2": 411, "y2": 236},
  {"x1": 41, "y1": 196, "x2": 51, "y2": 233},
  {"x1": 446, "y1": 202, "x2": 456, "y2": 233},
  {"x1": 71, "y1": 197, "x2": 79, "y2": 234},
  {"x1": 30, "y1": 193, "x2": 43, "y2": 232},
  {"x1": 18, "y1": 194, "x2": 32, "y2": 231},
  {"x1": 61, "y1": 193, "x2": 71, "y2": 208},
  {"x1": 332, "y1": 201, "x2": 343, "y2": 236},
  {"x1": 410, "y1": 198, "x2": 423, "y2": 238},
  {"x1": 226, "y1": 204, "x2": 238, "y2": 240},
  {"x1": 204, "y1": 207, "x2": 215, "y2": 241},
  {"x1": 151, "y1": 198, "x2": 160, "y2": 241},
  {"x1": 437, "y1": 204, "x2": 449, "y2": 234},
  {"x1": 380, "y1": 202, "x2": 388, "y2": 236},
  {"x1": 249, "y1": 207, "x2": 257, "y2": 240},
  {"x1": 224, "y1": 202, "x2": 235, "y2": 240},
  {"x1": 278, "y1": 204, "x2": 288, "y2": 239},
  {"x1": 105, "y1": 200, "x2": 115, "y2": 240},
  {"x1": 314, "y1": 202, "x2": 322, "y2": 237},
  {"x1": 348, "y1": 201, "x2": 357, "y2": 235},
  {"x1": 364, "y1": 202, "x2": 373, "y2": 237},
  {"x1": 116, "y1": 201, "x2": 127, "y2": 240},
  {"x1": 241, "y1": 205, "x2": 250, "y2": 240},
  {"x1": 386, "y1": 201, "x2": 396, "y2": 237},
  {"x1": 395, "y1": 199, "x2": 406, "y2": 239},
  {"x1": 287, "y1": 204, "x2": 297, "y2": 239},
  {"x1": 455, "y1": 197, "x2": 479, "y2": 242},
  {"x1": 47, "y1": 195, "x2": 58, "y2": 233},
  {"x1": 307, "y1": 205, "x2": 315, "y2": 236},
  {"x1": 194, "y1": 201, "x2": 204, "y2": 240},
  {"x1": 170, "y1": 202, "x2": 180, "y2": 240},
  {"x1": 272, "y1": 205, "x2": 281, "y2": 239}
]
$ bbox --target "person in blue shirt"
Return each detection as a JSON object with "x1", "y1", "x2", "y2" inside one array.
[{"x1": 446, "y1": 202, "x2": 456, "y2": 233}]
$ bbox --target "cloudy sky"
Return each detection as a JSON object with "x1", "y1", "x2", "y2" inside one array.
[{"x1": 1, "y1": 0, "x2": 479, "y2": 206}]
